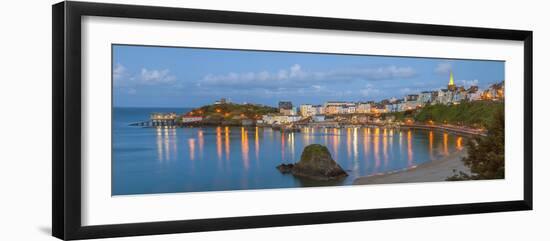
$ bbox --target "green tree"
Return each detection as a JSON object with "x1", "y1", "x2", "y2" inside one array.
[{"x1": 447, "y1": 106, "x2": 505, "y2": 180}]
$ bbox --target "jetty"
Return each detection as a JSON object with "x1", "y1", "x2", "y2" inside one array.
[{"x1": 129, "y1": 113, "x2": 178, "y2": 127}]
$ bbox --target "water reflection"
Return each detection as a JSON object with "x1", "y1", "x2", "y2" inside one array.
[
  {"x1": 188, "y1": 138, "x2": 195, "y2": 161},
  {"x1": 156, "y1": 127, "x2": 163, "y2": 161},
  {"x1": 383, "y1": 128, "x2": 388, "y2": 166},
  {"x1": 363, "y1": 128, "x2": 370, "y2": 170},
  {"x1": 347, "y1": 128, "x2": 352, "y2": 159},
  {"x1": 332, "y1": 128, "x2": 339, "y2": 158},
  {"x1": 255, "y1": 127, "x2": 260, "y2": 163},
  {"x1": 289, "y1": 132, "x2": 296, "y2": 160},
  {"x1": 119, "y1": 122, "x2": 470, "y2": 194},
  {"x1": 399, "y1": 130, "x2": 403, "y2": 157},
  {"x1": 216, "y1": 127, "x2": 222, "y2": 162},
  {"x1": 155, "y1": 127, "x2": 178, "y2": 162},
  {"x1": 353, "y1": 128, "x2": 358, "y2": 161},
  {"x1": 443, "y1": 132, "x2": 449, "y2": 156},
  {"x1": 429, "y1": 131, "x2": 434, "y2": 158},
  {"x1": 388, "y1": 129, "x2": 394, "y2": 150},
  {"x1": 407, "y1": 130, "x2": 413, "y2": 166},
  {"x1": 171, "y1": 128, "x2": 177, "y2": 160},
  {"x1": 241, "y1": 127, "x2": 249, "y2": 170},
  {"x1": 281, "y1": 130, "x2": 285, "y2": 160},
  {"x1": 198, "y1": 129, "x2": 204, "y2": 160},
  {"x1": 225, "y1": 126, "x2": 230, "y2": 162},
  {"x1": 158, "y1": 126, "x2": 464, "y2": 178},
  {"x1": 374, "y1": 128, "x2": 380, "y2": 171},
  {"x1": 456, "y1": 136, "x2": 463, "y2": 150},
  {"x1": 302, "y1": 127, "x2": 310, "y2": 146},
  {"x1": 164, "y1": 128, "x2": 170, "y2": 161}
]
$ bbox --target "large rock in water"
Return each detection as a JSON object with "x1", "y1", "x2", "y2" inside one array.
[{"x1": 291, "y1": 144, "x2": 348, "y2": 180}]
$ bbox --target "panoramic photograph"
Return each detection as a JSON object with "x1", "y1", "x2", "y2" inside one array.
[{"x1": 112, "y1": 44, "x2": 505, "y2": 196}]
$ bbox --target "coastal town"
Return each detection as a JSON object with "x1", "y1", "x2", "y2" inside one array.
[
  {"x1": 137, "y1": 72, "x2": 504, "y2": 136},
  {"x1": 260, "y1": 72, "x2": 503, "y2": 125}
]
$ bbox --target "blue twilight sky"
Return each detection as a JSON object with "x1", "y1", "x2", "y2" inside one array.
[{"x1": 112, "y1": 45, "x2": 504, "y2": 108}]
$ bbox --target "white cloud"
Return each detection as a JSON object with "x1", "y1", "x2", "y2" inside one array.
[
  {"x1": 311, "y1": 85, "x2": 323, "y2": 91},
  {"x1": 200, "y1": 64, "x2": 416, "y2": 89},
  {"x1": 138, "y1": 68, "x2": 176, "y2": 85},
  {"x1": 113, "y1": 65, "x2": 177, "y2": 88},
  {"x1": 113, "y1": 63, "x2": 126, "y2": 81},
  {"x1": 435, "y1": 62, "x2": 452, "y2": 74},
  {"x1": 289, "y1": 64, "x2": 303, "y2": 78}
]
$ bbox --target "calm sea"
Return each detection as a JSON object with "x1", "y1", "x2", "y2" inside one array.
[{"x1": 112, "y1": 107, "x2": 464, "y2": 195}]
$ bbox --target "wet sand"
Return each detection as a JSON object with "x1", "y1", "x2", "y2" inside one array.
[{"x1": 353, "y1": 149, "x2": 470, "y2": 185}]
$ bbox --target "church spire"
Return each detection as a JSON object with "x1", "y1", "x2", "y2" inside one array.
[
  {"x1": 448, "y1": 71, "x2": 456, "y2": 91},
  {"x1": 449, "y1": 71, "x2": 454, "y2": 86}
]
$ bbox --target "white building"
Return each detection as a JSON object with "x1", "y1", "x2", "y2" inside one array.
[
  {"x1": 418, "y1": 91, "x2": 433, "y2": 105},
  {"x1": 214, "y1": 98, "x2": 228, "y2": 105},
  {"x1": 387, "y1": 101, "x2": 401, "y2": 112},
  {"x1": 262, "y1": 115, "x2": 276, "y2": 125},
  {"x1": 325, "y1": 105, "x2": 343, "y2": 115},
  {"x1": 180, "y1": 116, "x2": 203, "y2": 123},
  {"x1": 299, "y1": 104, "x2": 316, "y2": 117},
  {"x1": 262, "y1": 114, "x2": 301, "y2": 124},
  {"x1": 437, "y1": 89, "x2": 454, "y2": 104},
  {"x1": 323, "y1": 101, "x2": 356, "y2": 114},
  {"x1": 314, "y1": 105, "x2": 325, "y2": 115},
  {"x1": 343, "y1": 106, "x2": 356, "y2": 114},
  {"x1": 356, "y1": 102, "x2": 371, "y2": 113}
]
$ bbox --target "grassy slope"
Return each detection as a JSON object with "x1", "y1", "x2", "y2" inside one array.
[{"x1": 390, "y1": 101, "x2": 504, "y2": 128}]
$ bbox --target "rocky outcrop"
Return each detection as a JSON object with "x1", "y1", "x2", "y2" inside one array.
[{"x1": 276, "y1": 144, "x2": 348, "y2": 180}]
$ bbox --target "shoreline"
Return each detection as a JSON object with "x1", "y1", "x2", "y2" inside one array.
[
  {"x1": 399, "y1": 124, "x2": 486, "y2": 136},
  {"x1": 134, "y1": 122, "x2": 486, "y2": 136},
  {"x1": 353, "y1": 148, "x2": 470, "y2": 185}
]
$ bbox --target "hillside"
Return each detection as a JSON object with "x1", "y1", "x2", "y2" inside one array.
[
  {"x1": 388, "y1": 101, "x2": 504, "y2": 128},
  {"x1": 182, "y1": 103, "x2": 278, "y2": 124}
]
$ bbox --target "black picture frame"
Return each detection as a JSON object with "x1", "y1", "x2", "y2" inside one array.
[{"x1": 52, "y1": 1, "x2": 533, "y2": 240}]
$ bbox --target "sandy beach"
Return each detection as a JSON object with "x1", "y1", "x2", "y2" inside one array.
[{"x1": 353, "y1": 149, "x2": 470, "y2": 185}]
